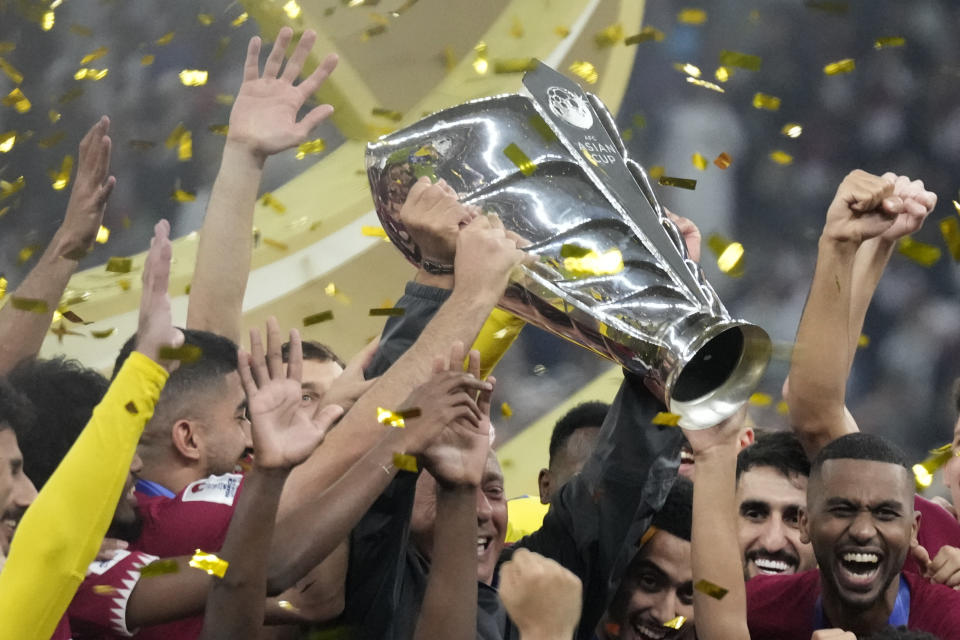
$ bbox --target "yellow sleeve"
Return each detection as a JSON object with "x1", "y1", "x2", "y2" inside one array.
[
  {"x1": 0, "y1": 352, "x2": 168, "y2": 640},
  {"x1": 469, "y1": 308, "x2": 526, "y2": 379}
]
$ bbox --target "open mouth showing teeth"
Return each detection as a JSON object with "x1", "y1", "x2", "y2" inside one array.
[
  {"x1": 680, "y1": 451, "x2": 694, "y2": 464},
  {"x1": 631, "y1": 622, "x2": 668, "y2": 640},
  {"x1": 752, "y1": 557, "x2": 794, "y2": 575},
  {"x1": 838, "y1": 551, "x2": 881, "y2": 586},
  {"x1": 477, "y1": 536, "x2": 492, "y2": 557}
]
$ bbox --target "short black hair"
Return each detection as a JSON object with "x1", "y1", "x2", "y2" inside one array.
[
  {"x1": 548, "y1": 401, "x2": 609, "y2": 466},
  {"x1": 650, "y1": 476, "x2": 693, "y2": 542},
  {"x1": 0, "y1": 377, "x2": 35, "y2": 442},
  {"x1": 736, "y1": 429, "x2": 810, "y2": 482},
  {"x1": 281, "y1": 340, "x2": 345, "y2": 368},
  {"x1": 863, "y1": 626, "x2": 939, "y2": 640},
  {"x1": 811, "y1": 433, "x2": 910, "y2": 479},
  {"x1": 7, "y1": 357, "x2": 107, "y2": 489}
]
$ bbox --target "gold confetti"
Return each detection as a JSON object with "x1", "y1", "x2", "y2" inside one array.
[
  {"x1": 686, "y1": 77, "x2": 725, "y2": 93},
  {"x1": 493, "y1": 58, "x2": 537, "y2": 74},
  {"x1": 372, "y1": 107, "x2": 403, "y2": 122},
  {"x1": 141, "y1": 559, "x2": 180, "y2": 577},
  {"x1": 95, "y1": 225, "x2": 110, "y2": 244},
  {"x1": 528, "y1": 115, "x2": 558, "y2": 143},
  {"x1": 594, "y1": 23, "x2": 624, "y2": 48},
  {"x1": 562, "y1": 247, "x2": 625, "y2": 277},
  {"x1": 554, "y1": 26, "x2": 570, "y2": 38},
  {"x1": 769, "y1": 150, "x2": 793, "y2": 165},
  {"x1": 658, "y1": 176, "x2": 697, "y2": 190},
  {"x1": 377, "y1": 407, "x2": 421, "y2": 428},
  {"x1": 472, "y1": 41, "x2": 489, "y2": 75},
  {"x1": 11, "y1": 297, "x2": 48, "y2": 313},
  {"x1": 50, "y1": 322, "x2": 83, "y2": 343},
  {"x1": 303, "y1": 310, "x2": 334, "y2": 326},
  {"x1": 874, "y1": 36, "x2": 906, "y2": 50},
  {"x1": 752, "y1": 92, "x2": 781, "y2": 111},
  {"x1": 3, "y1": 88, "x2": 31, "y2": 113},
  {"x1": 58, "y1": 86, "x2": 83, "y2": 105},
  {"x1": 369, "y1": 307, "x2": 405, "y2": 317},
  {"x1": 781, "y1": 123, "x2": 803, "y2": 138},
  {"x1": 939, "y1": 217, "x2": 960, "y2": 261},
  {"x1": 694, "y1": 579, "x2": 728, "y2": 599},
  {"x1": 954, "y1": 200, "x2": 960, "y2": 216},
  {"x1": 568, "y1": 60, "x2": 598, "y2": 84},
  {"x1": 0, "y1": 131, "x2": 15, "y2": 153},
  {"x1": 857, "y1": 333, "x2": 870, "y2": 348},
  {"x1": 677, "y1": 8, "x2": 707, "y2": 25},
  {"x1": 625, "y1": 26, "x2": 665, "y2": 45},
  {"x1": 263, "y1": 238, "x2": 288, "y2": 251},
  {"x1": 776, "y1": 401, "x2": 790, "y2": 415},
  {"x1": 208, "y1": 124, "x2": 228, "y2": 136},
  {"x1": 504, "y1": 143, "x2": 537, "y2": 177},
  {"x1": 749, "y1": 392, "x2": 772, "y2": 406},
  {"x1": 197, "y1": 13, "x2": 214, "y2": 26},
  {"x1": 215, "y1": 94, "x2": 234, "y2": 106},
  {"x1": 509, "y1": 16, "x2": 524, "y2": 39},
  {"x1": 0, "y1": 58, "x2": 23, "y2": 84},
  {"x1": 501, "y1": 402, "x2": 513, "y2": 418},
  {"x1": 231, "y1": 12, "x2": 248, "y2": 27},
  {"x1": 622, "y1": 128, "x2": 633, "y2": 141},
  {"x1": 805, "y1": 1, "x2": 849, "y2": 15},
  {"x1": 392, "y1": 452, "x2": 418, "y2": 473},
  {"x1": 171, "y1": 188, "x2": 196, "y2": 202},
  {"x1": 159, "y1": 344, "x2": 203, "y2": 364},
  {"x1": 41, "y1": 11, "x2": 54, "y2": 31},
  {"x1": 283, "y1": 0, "x2": 302, "y2": 19},
  {"x1": 715, "y1": 66, "x2": 731, "y2": 82},
  {"x1": 79, "y1": 46, "x2": 107, "y2": 65},
  {"x1": 708, "y1": 234, "x2": 745, "y2": 276},
  {"x1": 913, "y1": 463, "x2": 934, "y2": 489},
  {"x1": 361, "y1": 25, "x2": 387, "y2": 41},
  {"x1": 177, "y1": 131, "x2": 192, "y2": 161},
  {"x1": 0, "y1": 277, "x2": 6, "y2": 298},
  {"x1": 155, "y1": 32, "x2": 175, "y2": 46},
  {"x1": 823, "y1": 58, "x2": 855, "y2": 75},
  {"x1": 0, "y1": 176, "x2": 25, "y2": 201},
  {"x1": 69, "y1": 25, "x2": 92, "y2": 37},
  {"x1": 652, "y1": 412, "x2": 681, "y2": 427},
  {"x1": 137, "y1": 53, "x2": 154, "y2": 66},
  {"x1": 189, "y1": 550, "x2": 229, "y2": 578},
  {"x1": 324, "y1": 282, "x2": 337, "y2": 296},
  {"x1": 48, "y1": 109, "x2": 61, "y2": 123},
  {"x1": 106, "y1": 257, "x2": 132, "y2": 273},
  {"x1": 673, "y1": 62, "x2": 701, "y2": 78},
  {"x1": 295, "y1": 138, "x2": 326, "y2": 159},
  {"x1": 277, "y1": 600, "x2": 300, "y2": 613},
  {"x1": 719, "y1": 49, "x2": 761, "y2": 71},
  {"x1": 117, "y1": 279, "x2": 131, "y2": 291},
  {"x1": 179, "y1": 69, "x2": 208, "y2": 86},
  {"x1": 714, "y1": 152, "x2": 732, "y2": 169},
  {"x1": 74, "y1": 68, "x2": 109, "y2": 81},
  {"x1": 897, "y1": 237, "x2": 941, "y2": 267},
  {"x1": 38, "y1": 131, "x2": 66, "y2": 149},
  {"x1": 633, "y1": 113, "x2": 647, "y2": 128},
  {"x1": 260, "y1": 193, "x2": 286, "y2": 214},
  {"x1": 663, "y1": 617, "x2": 686, "y2": 630},
  {"x1": 691, "y1": 153, "x2": 708, "y2": 171},
  {"x1": 361, "y1": 225, "x2": 388, "y2": 238},
  {"x1": 92, "y1": 327, "x2": 117, "y2": 339},
  {"x1": 644, "y1": 166, "x2": 660, "y2": 179},
  {"x1": 124, "y1": 401, "x2": 138, "y2": 414},
  {"x1": 49, "y1": 155, "x2": 74, "y2": 190},
  {"x1": 93, "y1": 585, "x2": 116, "y2": 595}
]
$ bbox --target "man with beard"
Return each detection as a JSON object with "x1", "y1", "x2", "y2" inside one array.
[{"x1": 0, "y1": 381, "x2": 37, "y2": 566}]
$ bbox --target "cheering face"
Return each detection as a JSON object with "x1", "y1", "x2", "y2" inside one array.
[
  {"x1": 804, "y1": 459, "x2": 918, "y2": 611},
  {"x1": 737, "y1": 466, "x2": 816, "y2": 579},
  {"x1": 0, "y1": 428, "x2": 37, "y2": 554}
]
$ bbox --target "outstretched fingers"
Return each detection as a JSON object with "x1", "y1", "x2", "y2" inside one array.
[
  {"x1": 243, "y1": 36, "x2": 262, "y2": 81},
  {"x1": 281, "y1": 29, "x2": 317, "y2": 83},
  {"x1": 298, "y1": 52, "x2": 339, "y2": 97},
  {"x1": 286, "y1": 329, "x2": 303, "y2": 382},
  {"x1": 265, "y1": 317, "x2": 284, "y2": 380},
  {"x1": 263, "y1": 27, "x2": 293, "y2": 79}
]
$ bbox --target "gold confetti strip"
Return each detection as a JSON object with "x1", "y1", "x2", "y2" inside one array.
[
  {"x1": 493, "y1": 58, "x2": 537, "y2": 74},
  {"x1": 0, "y1": 176, "x2": 25, "y2": 201},
  {"x1": 74, "y1": 68, "x2": 109, "y2": 81},
  {"x1": 0, "y1": 58, "x2": 23, "y2": 84},
  {"x1": 652, "y1": 412, "x2": 681, "y2": 427},
  {"x1": 207, "y1": 124, "x2": 228, "y2": 136},
  {"x1": 91, "y1": 327, "x2": 117, "y2": 339},
  {"x1": 714, "y1": 152, "x2": 732, "y2": 169},
  {"x1": 472, "y1": 41, "x2": 489, "y2": 75},
  {"x1": 897, "y1": 237, "x2": 941, "y2": 267},
  {"x1": 106, "y1": 257, "x2": 132, "y2": 273},
  {"x1": 594, "y1": 23, "x2": 624, "y2": 48},
  {"x1": 38, "y1": 131, "x2": 66, "y2": 149},
  {"x1": 124, "y1": 401, "x2": 138, "y2": 414},
  {"x1": 686, "y1": 76, "x2": 725, "y2": 93},
  {"x1": 913, "y1": 463, "x2": 934, "y2": 490},
  {"x1": 159, "y1": 344, "x2": 203, "y2": 364},
  {"x1": 622, "y1": 128, "x2": 633, "y2": 141},
  {"x1": 155, "y1": 32, "x2": 175, "y2": 46},
  {"x1": 231, "y1": 12, "x2": 249, "y2": 27},
  {"x1": 658, "y1": 176, "x2": 697, "y2": 190},
  {"x1": 377, "y1": 407, "x2": 421, "y2": 428},
  {"x1": 171, "y1": 188, "x2": 196, "y2": 202},
  {"x1": 781, "y1": 123, "x2": 803, "y2": 138},
  {"x1": 694, "y1": 579, "x2": 728, "y2": 600},
  {"x1": 361, "y1": 225, "x2": 388, "y2": 238},
  {"x1": 303, "y1": 310, "x2": 334, "y2": 326},
  {"x1": 752, "y1": 92, "x2": 781, "y2": 111},
  {"x1": 719, "y1": 49, "x2": 761, "y2": 71},
  {"x1": 857, "y1": 333, "x2": 870, "y2": 348},
  {"x1": 663, "y1": 616, "x2": 686, "y2": 630},
  {"x1": 392, "y1": 452, "x2": 418, "y2": 473},
  {"x1": 3, "y1": 88, "x2": 31, "y2": 113},
  {"x1": 165, "y1": 123, "x2": 187, "y2": 148},
  {"x1": 0, "y1": 131, "x2": 15, "y2": 153},
  {"x1": 48, "y1": 109, "x2": 61, "y2": 123},
  {"x1": 189, "y1": 550, "x2": 229, "y2": 578},
  {"x1": 179, "y1": 69, "x2": 208, "y2": 86},
  {"x1": 263, "y1": 238, "x2": 288, "y2": 251},
  {"x1": 117, "y1": 279, "x2": 132, "y2": 291},
  {"x1": 295, "y1": 138, "x2": 326, "y2": 159},
  {"x1": 673, "y1": 62, "x2": 701, "y2": 78},
  {"x1": 50, "y1": 322, "x2": 82, "y2": 342},
  {"x1": 260, "y1": 193, "x2": 286, "y2": 214},
  {"x1": 41, "y1": 11, "x2": 54, "y2": 31},
  {"x1": 708, "y1": 234, "x2": 745, "y2": 276},
  {"x1": 18, "y1": 245, "x2": 38, "y2": 264},
  {"x1": 79, "y1": 46, "x2": 107, "y2": 65},
  {"x1": 874, "y1": 36, "x2": 905, "y2": 50},
  {"x1": 178, "y1": 131, "x2": 192, "y2": 161},
  {"x1": 563, "y1": 248, "x2": 625, "y2": 277},
  {"x1": 715, "y1": 66, "x2": 730, "y2": 82},
  {"x1": 554, "y1": 26, "x2": 570, "y2": 38},
  {"x1": 954, "y1": 199, "x2": 960, "y2": 216},
  {"x1": 283, "y1": 0, "x2": 302, "y2": 19},
  {"x1": 11, "y1": 297, "x2": 48, "y2": 313},
  {"x1": 95, "y1": 225, "x2": 110, "y2": 244},
  {"x1": 93, "y1": 585, "x2": 116, "y2": 595},
  {"x1": 500, "y1": 402, "x2": 513, "y2": 418},
  {"x1": 749, "y1": 392, "x2": 772, "y2": 406},
  {"x1": 372, "y1": 107, "x2": 403, "y2": 122},
  {"x1": 277, "y1": 600, "x2": 300, "y2": 613},
  {"x1": 568, "y1": 60, "x2": 598, "y2": 84},
  {"x1": 0, "y1": 277, "x2": 6, "y2": 297},
  {"x1": 770, "y1": 150, "x2": 793, "y2": 165},
  {"x1": 677, "y1": 8, "x2": 707, "y2": 24},
  {"x1": 624, "y1": 26, "x2": 665, "y2": 45},
  {"x1": 504, "y1": 143, "x2": 537, "y2": 177},
  {"x1": 528, "y1": 114, "x2": 557, "y2": 143},
  {"x1": 324, "y1": 282, "x2": 338, "y2": 297},
  {"x1": 805, "y1": 1, "x2": 849, "y2": 15},
  {"x1": 939, "y1": 217, "x2": 960, "y2": 261},
  {"x1": 647, "y1": 166, "x2": 664, "y2": 179},
  {"x1": 49, "y1": 155, "x2": 74, "y2": 191},
  {"x1": 509, "y1": 16, "x2": 524, "y2": 39},
  {"x1": 197, "y1": 13, "x2": 214, "y2": 26},
  {"x1": 691, "y1": 153, "x2": 707, "y2": 171},
  {"x1": 369, "y1": 307, "x2": 405, "y2": 317},
  {"x1": 776, "y1": 401, "x2": 789, "y2": 415},
  {"x1": 823, "y1": 58, "x2": 855, "y2": 75},
  {"x1": 69, "y1": 25, "x2": 93, "y2": 37},
  {"x1": 361, "y1": 25, "x2": 387, "y2": 41}
]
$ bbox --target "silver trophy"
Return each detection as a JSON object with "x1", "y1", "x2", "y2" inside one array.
[{"x1": 366, "y1": 60, "x2": 771, "y2": 429}]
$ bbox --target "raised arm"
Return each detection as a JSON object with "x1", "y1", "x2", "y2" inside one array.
[
  {"x1": 0, "y1": 117, "x2": 115, "y2": 374},
  {"x1": 186, "y1": 27, "x2": 337, "y2": 343},
  {"x1": 784, "y1": 170, "x2": 935, "y2": 458},
  {"x1": 499, "y1": 549, "x2": 583, "y2": 640}
]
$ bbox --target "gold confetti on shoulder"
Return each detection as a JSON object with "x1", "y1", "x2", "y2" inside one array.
[{"x1": 651, "y1": 412, "x2": 681, "y2": 426}]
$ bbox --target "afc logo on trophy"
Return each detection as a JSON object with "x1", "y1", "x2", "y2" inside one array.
[{"x1": 580, "y1": 136, "x2": 618, "y2": 165}]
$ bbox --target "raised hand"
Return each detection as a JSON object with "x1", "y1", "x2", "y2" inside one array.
[
  {"x1": 56, "y1": 116, "x2": 116, "y2": 260},
  {"x1": 498, "y1": 548, "x2": 584, "y2": 640},
  {"x1": 874, "y1": 172, "x2": 937, "y2": 242},
  {"x1": 227, "y1": 27, "x2": 338, "y2": 162},
  {"x1": 135, "y1": 220, "x2": 185, "y2": 372},
  {"x1": 822, "y1": 170, "x2": 905, "y2": 245},
  {"x1": 400, "y1": 177, "x2": 477, "y2": 267},
  {"x1": 911, "y1": 543, "x2": 960, "y2": 589},
  {"x1": 454, "y1": 213, "x2": 534, "y2": 301},
  {"x1": 239, "y1": 318, "x2": 344, "y2": 471}
]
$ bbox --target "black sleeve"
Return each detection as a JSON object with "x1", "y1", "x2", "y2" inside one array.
[
  {"x1": 345, "y1": 281, "x2": 450, "y2": 639},
  {"x1": 505, "y1": 372, "x2": 682, "y2": 639}
]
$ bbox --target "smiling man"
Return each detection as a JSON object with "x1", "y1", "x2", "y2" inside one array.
[{"x1": 746, "y1": 433, "x2": 960, "y2": 639}]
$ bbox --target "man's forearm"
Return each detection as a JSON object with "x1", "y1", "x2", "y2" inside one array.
[
  {"x1": 846, "y1": 237, "x2": 895, "y2": 370},
  {"x1": 186, "y1": 142, "x2": 264, "y2": 344},
  {"x1": 413, "y1": 485, "x2": 477, "y2": 640}
]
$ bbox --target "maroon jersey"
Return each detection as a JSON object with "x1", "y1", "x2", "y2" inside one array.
[
  {"x1": 904, "y1": 495, "x2": 960, "y2": 574},
  {"x1": 747, "y1": 569, "x2": 960, "y2": 639},
  {"x1": 67, "y1": 550, "x2": 160, "y2": 638}
]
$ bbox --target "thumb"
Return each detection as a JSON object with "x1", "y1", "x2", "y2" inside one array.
[
  {"x1": 312, "y1": 403, "x2": 344, "y2": 436},
  {"x1": 911, "y1": 541, "x2": 932, "y2": 575}
]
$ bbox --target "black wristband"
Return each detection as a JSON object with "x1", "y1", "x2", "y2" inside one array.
[{"x1": 421, "y1": 258, "x2": 454, "y2": 275}]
